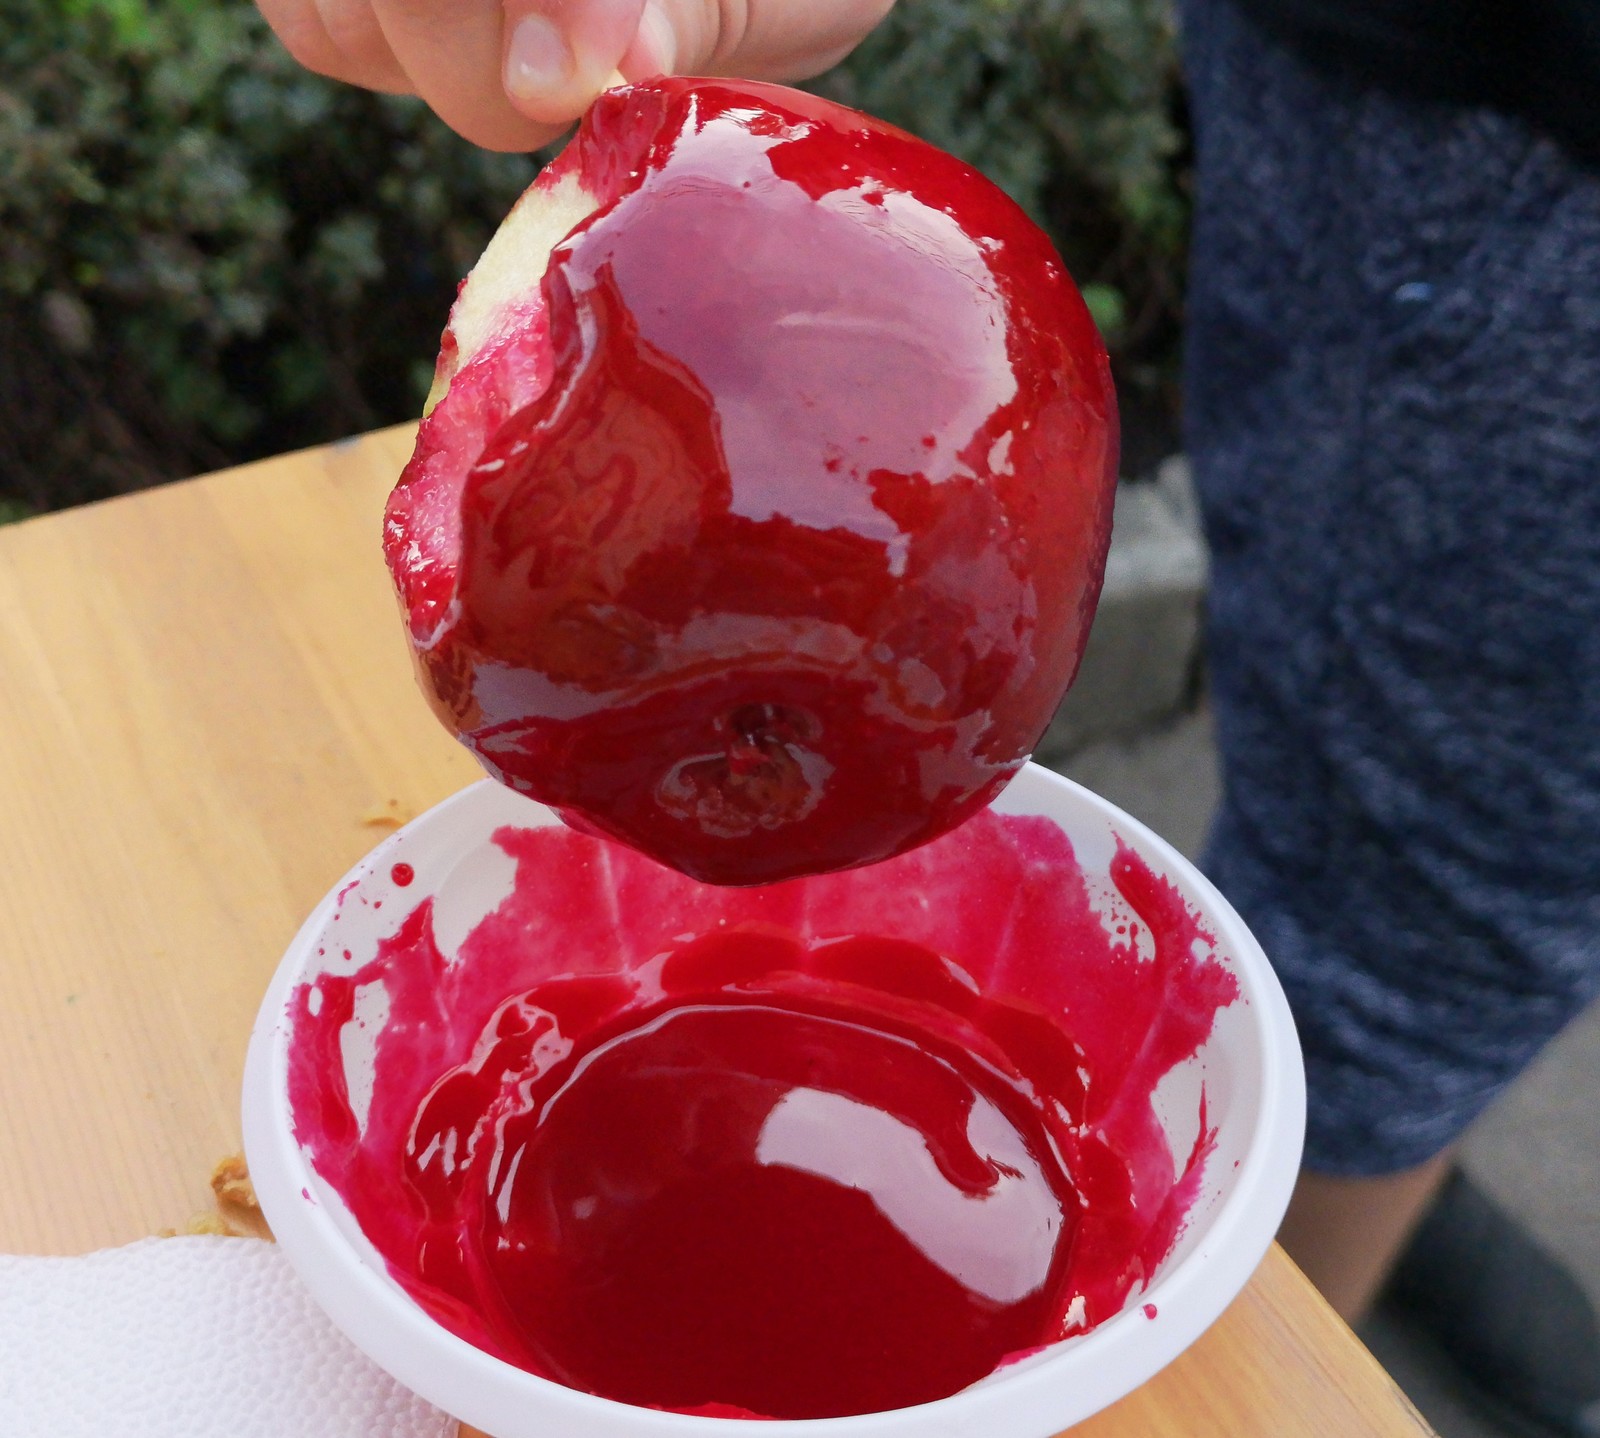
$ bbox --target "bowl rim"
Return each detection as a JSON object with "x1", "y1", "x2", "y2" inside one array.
[{"x1": 242, "y1": 764, "x2": 1305, "y2": 1438}]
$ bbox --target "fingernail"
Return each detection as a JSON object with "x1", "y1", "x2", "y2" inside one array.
[
  {"x1": 637, "y1": 1, "x2": 676, "y2": 75},
  {"x1": 505, "y1": 13, "x2": 572, "y2": 101}
]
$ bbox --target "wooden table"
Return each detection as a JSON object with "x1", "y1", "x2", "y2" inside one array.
[{"x1": 0, "y1": 425, "x2": 1434, "y2": 1436}]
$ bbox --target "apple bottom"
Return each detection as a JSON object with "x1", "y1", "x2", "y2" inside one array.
[{"x1": 456, "y1": 667, "x2": 1023, "y2": 886}]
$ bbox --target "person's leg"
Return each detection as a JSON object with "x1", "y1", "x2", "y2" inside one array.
[
  {"x1": 1276, "y1": 1154, "x2": 1453, "y2": 1323},
  {"x1": 1178, "y1": 0, "x2": 1600, "y2": 1339}
]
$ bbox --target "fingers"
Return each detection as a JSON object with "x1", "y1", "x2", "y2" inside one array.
[
  {"x1": 739, "y1": 0, "x2": 897, "y2": 80},
  {"x1": 643, "y1": 0, "x2": 896, "y2": 82},
  {"x1": 256, "y1": 0, "x2": 377, "y2": 87},
  {"x1": 314, "y1": 0, "x2": 412, "y2": 92},
  {"x1": 369, "y1": 0, "x2": 568, "y2": 151},
  {"x1": 254, "y1": 0, "x2": 897, "y2": 155},
  {"x1": 256, "y1": 0, "x2": 601, "y2": 150},
  {"x1": 628, "y1": 0, "x2": 717, "y2": 77},
  {"x1": 503, "y1": 0, "x2": 647, "y2": 124},
  {"x1": 619, "y1": 1, "x2": 677, "y2": 79}
]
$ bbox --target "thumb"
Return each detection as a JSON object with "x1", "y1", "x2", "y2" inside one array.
[{"x1": 502, "y1": 0, "x2": 646, "y2": 126}]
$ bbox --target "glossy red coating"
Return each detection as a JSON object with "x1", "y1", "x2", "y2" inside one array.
[
  {"x1": 451, "y1": 990, "x2": 1075, "y2": 1418},
  {"x1": 386, "y1": 79, "x2": 1119, "y2": 885},
  {"x1": 287, "y1": 809, "x2": 1237, "y2": 1419}
]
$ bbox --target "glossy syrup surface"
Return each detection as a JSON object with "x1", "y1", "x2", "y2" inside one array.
[
  {"x1": 386, "y1": 80, "x2": 1119, "y2": 884},
  {"x1": 450, "y1": 986, "x2": 1073, "y2": 1417},
  {"x1": 287, "y1": 809, "x2": 1239, "y2": 1419}
]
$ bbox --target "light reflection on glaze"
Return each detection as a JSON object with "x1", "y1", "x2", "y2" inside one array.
[
  {"x1": 753, "y1": 1082, "x2": 1063, "y2": 1305},
  {"x1": 471, "y1": 996, "x2": 1075, "y2": 1417},
  {"x1": 286, "y1": 809, "x2": 1238, "y2": 1419},
  {"x1": 385, "y1": 80, "x2": 1118, "y2": 884}
]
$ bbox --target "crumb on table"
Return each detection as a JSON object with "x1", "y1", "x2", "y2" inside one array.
[
  {"x1": 362, "y1": 798, "x2": 416, "y2": 829},
  {"x1": 155, "y1": 1154, "x2": 275, "y2": 1240}
]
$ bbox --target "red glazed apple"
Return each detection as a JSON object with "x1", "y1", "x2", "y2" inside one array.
[{"x1": 385, "y1": 78, "x2": 1118, "y2": 885}]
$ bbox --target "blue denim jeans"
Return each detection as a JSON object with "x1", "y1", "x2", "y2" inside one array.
[{"x1": 1179, "y1": 0, "x2": 1600, "y2": 1173}]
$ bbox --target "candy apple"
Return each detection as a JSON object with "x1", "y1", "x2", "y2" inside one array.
[{"x1": 385, "y1": 77, "x2": 1118, "y2": 885}]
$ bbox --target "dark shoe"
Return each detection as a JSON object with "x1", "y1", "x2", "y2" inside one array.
[{"x1": 1381, "y1": 1169, "x2": 1600, "y2": 1438}]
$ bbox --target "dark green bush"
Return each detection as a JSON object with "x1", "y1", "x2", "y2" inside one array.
[
  {"x1": 0, "y1": 0, "x2": 1186, "y2": 515},
  {"x1": 1, "y1": 0, "x2": 539, "y2": 510}
]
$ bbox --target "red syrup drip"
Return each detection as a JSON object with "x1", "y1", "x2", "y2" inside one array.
[
  {"x1": 287, "y1": 809, "x2": 1239, "y2": 1419},
  {"x1": 390, "y1": 862, "x2": 415, "y2": 887}
]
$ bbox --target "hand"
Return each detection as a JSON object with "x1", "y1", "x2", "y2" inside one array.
[{"x1": 254, "y1": 0, "x2": 895, "y2": 151}]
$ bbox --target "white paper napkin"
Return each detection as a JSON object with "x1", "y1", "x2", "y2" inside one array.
[{"x1": 0, "y1": 1236, "x2": 456, "y2": 1437}]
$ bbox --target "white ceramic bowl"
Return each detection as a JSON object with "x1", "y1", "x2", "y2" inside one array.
[{"x1": 243, "y1": 763, "x2": 1303, "y2": 1438}]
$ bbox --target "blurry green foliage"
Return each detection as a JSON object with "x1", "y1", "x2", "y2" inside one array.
[
  {"x1": 0, "y1": 0, "x2": 537, "y2": 508},
  {"x1": 814, "y1": 0, "x2": 1186, "y2": 264},
  {"x1": 0, "y1": 0, "x2": 1187, "y2": 513}
]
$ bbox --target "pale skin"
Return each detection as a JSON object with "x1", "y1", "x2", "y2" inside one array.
[
  {"x1": 255, "y1": 0, "x2": 1453, "y2": 1331},
  {"x1": 1277, "y1": 1150, "x2": 1456, "y2": 1324},
  {"x1": 253, "y1": 0, "x2": 897, "y2": 151}
]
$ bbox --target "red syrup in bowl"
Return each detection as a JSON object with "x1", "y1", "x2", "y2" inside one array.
[{"x1": 286, "y1": 808, "x2": 1239, "y2": 1419}]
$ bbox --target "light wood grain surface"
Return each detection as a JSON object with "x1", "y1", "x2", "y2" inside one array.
[{"x1": 0, "y1": 425, "x2": 1433, "y2": 1436}]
